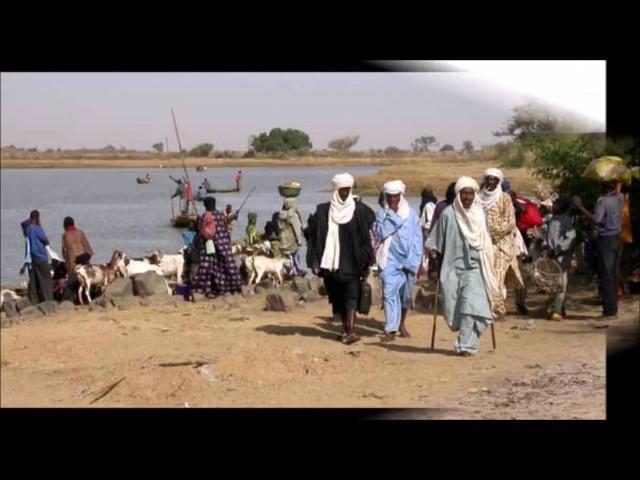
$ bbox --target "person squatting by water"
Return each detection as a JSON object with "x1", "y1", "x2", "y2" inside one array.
[{"x1": 305, "y1": 173, "x2": 376, "y2": 345}]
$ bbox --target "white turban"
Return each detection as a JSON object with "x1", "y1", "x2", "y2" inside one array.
[
  {"x1": 322, "y1": 173, "x2": 356, "y2": 271},
  {"x1": 331, "y1": 173, "x2": 354, "y2": 190},
  {"x1": 483, "y1": 168, "x2": 504, "y2": 182},
  {"x1": 455, "y1": 176, "x2": 479, "y2": 195},
  {"x1": 376, "y1": 180, "x2": 411, "y2": 270},
  {"x1": 452, "y1": 176, "x2": 500, "y2": 313},
  {"x1": 383, "y1": 180, "x2": 406, "y2": 195},
  {"x1": 480, "y1": 168, "x2": 504, "y2": 211}
]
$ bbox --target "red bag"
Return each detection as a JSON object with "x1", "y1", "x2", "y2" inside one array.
[
  {"x1": 517, "y1": 198, "x2": 543, "y2": 231},
  {"x1": 200, "y1": 212, "x2": 216, "y2": 240}
]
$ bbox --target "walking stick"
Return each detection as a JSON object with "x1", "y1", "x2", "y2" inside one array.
[
  {"x1": 430, "y1": 278, "x2": 440, "y2": 350},
  {"x1": 490, "y1": 322, "x2": 497, "y2": 350}
]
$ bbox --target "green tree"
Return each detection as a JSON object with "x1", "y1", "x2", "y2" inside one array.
[
  {"x1": 189, "y1": 143, "x2": 214, "y2": 157},
  {"x1": 328, "y1": 135, "x2": 360, "y2": 154},
  {"x1": 462, "y1": 140, "x2": 474, "y2": 153},
  {"x1": 251, "y1": 128, "x2": 312, "y2": 155},
  {"x1": 439, "y1": 144, "x2": 455, "y2": 152},
  {"x1": 152, "y1": 142, "x2": 164, "y2": 154},
  {"x1": 412, "y1": 136, "x2": 438, "y2": 153}
]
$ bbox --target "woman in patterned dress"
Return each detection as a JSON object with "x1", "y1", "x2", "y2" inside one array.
[{"x1": 191, "y1": 197, "x2": 243, "y2": 297}]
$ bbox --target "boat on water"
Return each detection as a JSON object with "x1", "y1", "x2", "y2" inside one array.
[
  {"x1": 196, "y1": 166, "x2": 207, "y2": 172},
  {"x1": 170, "y1": 212, "x2": 198, "y2": 228},
  {"x1": 137, "y1": 175, "x2": 152, "y2": 184},
  {"x1": 205, "y1": 186, "x2": 240, "y2": 194}
]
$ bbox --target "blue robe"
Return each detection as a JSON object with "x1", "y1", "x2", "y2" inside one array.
[
  {"x1": 425, "y1": 206, "x2": 493, "y2": 354},
  {"x1": 375, "y1": 206, "x2": 423, "y2": 333}
]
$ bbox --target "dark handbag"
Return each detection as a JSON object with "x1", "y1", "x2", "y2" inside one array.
[{"x1": 358, "y1": 279, "x2": 372, "y2": 315}]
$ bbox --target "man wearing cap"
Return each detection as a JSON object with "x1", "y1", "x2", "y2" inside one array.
[
  {"x1": 480, "y1": 168, "x2": 526, "y2": 317},
  {"x1": 375, "y1": 180, "x2": 423, "y2": 341},
  {"x1": 305, "y1": 173, "x2": 376, "y2": 344},
  {"x1": 425, "y1": 177, "x2": 499, "y2": 355}
]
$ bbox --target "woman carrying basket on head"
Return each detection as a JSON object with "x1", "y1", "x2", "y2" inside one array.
[{"x1": 542, "y1": 197, "x2": 576, "y2": 321}]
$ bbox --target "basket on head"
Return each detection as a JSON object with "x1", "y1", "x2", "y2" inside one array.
[
  {"x1": 279, "y1": 181, "x2": 301, "y2": 198},
  {"x1": 533, "y1": 257, "x2": 565, "y2": 295}
]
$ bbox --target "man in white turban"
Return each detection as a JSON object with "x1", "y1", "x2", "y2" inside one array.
[
  {"x1": 375, "y1": 180, "x2": 423, "y2": 341},
  {"x1": 304, "y1": 173, "x2": 376, "y2": 344},
  {"x1": 425, "y1": 176, "x2": 499, "y2": 356},
  {"x1": 480, "y1": 167, "x2": 526, "y2": 317}
]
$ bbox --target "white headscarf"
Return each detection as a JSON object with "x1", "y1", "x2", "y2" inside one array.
[
  {"x1": 377, "y1": 180, "x2": 410, "y2": 270},
  {"x1": 479, "y1": 167, "x2": 504, "y2": 211},
  {"x1": 453, "y1": 176, "x2": 500, "y2": 311},
  {"x1": 321, "y1": 173, "x2": 356, "y2": 271}
]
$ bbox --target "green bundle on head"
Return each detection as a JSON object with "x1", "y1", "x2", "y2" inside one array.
[{"x1": 247, "y1": 212, "x2": 258, "y2": 225}]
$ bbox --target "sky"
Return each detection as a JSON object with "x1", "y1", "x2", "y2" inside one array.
[{"x1": 0, "y1": 63, "x2": 605, "y2": 152}]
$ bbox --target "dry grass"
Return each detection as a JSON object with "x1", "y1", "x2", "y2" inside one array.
[
  {"x1": 0, "y1": 151, "x2": 544, "y2": 197},
  {"x1": 0, "y1": 155, "x2": 398, "y2": 169},
  {"x1": 354, "y1": 152, "x2": 542, "y2": 197}
]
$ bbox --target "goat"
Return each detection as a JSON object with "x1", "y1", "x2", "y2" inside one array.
[
  {"x1": 243, "y1": 254, "x2": 292, "y2": 287},
  {"x1": 146, "y1": 248, "x2": 185, "y2": 284},
  {"x1": 76, "y1": 250, "x2": 127, "y2": 305}
]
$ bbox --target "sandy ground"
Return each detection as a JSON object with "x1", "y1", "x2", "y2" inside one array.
[{"x1": 1, "y1": 276, "x2": 637, "y2": 417}]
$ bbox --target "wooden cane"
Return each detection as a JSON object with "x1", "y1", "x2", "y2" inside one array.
[
  {"x1": 491, "y1": 322, "x2": 497, "y2": 350},
  {"x1": 430, "y1": 278, "x2": 440, "y2": 350}
]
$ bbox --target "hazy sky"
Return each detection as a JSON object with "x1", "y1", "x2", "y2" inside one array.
[{"x1": 0, "y1": 70, "x2": 604, "y2": 152}]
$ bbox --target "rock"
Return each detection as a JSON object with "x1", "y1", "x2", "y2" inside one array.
[
  {"x1": 255, "y1": 279, "x2": 273, "y2": 291},
  {"x1": 292, "y1": 277, "x2": 310, "y2": 294},
  {"x1": 240, "y1": 285, "x2": 253, "y2": 298},
  {"x1": 19, "y1": 306, "x2": 45, "y2": 319},
  {"x1": 105, "y1": 277, "x2": 134, "y2": 298},
  {"x1": 300, "y1": 290, "x2": 322, "y2": 303},
  {"x1": 265, "y1": 292, "x2": 299, "y2": 312},
  {"x1": 318, "y1": 285, "x2": 328, "y2": 297},
  {"x1": 57, "y1": 301, "x2": 75, "y2": 312},
  {"x1": 3, "y1": 301, "x2": 20, "y2": 319},
  {"x1": 132, "y1": 272, "x2": 171, "y2": 299},
  {"x1": 524, "y1": 319, "x2": 536, "y2": 330},
  {"x1": 15, "y1": 297, "x2": 32, "y2": 311},
  {"x1": 192, "y1": 293, "x2": 207, "y2": 303},
  {"x1": 111, "y1": 296, "x2": 134, "y2": 309},
  {"x1": 1, "y1": 316, "x2": 15, "y2": 328},
  {"x1": 291, "y1": 347, "x2": 304, "y2": 354},
  {"x1": 37, "y1": 300, "x2": 58, "y2": 316}
]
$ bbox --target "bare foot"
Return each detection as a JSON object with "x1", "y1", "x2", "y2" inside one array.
[
  {"x1": 380, "y1": 333, "x2": 396, "y2": 343},
  {"x1": 399, "y1": 327, "x2": 411, "y2": 338},
  {"x1": 343, "y1": 334, "x2": 361, "y2": 345}
]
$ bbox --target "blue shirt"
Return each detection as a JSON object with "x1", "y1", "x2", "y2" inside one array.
[
  {"x1": 27, "y1": 224, "x2": 49, "y2": 262},
  {"x1": 593, "y1": 191, "x2": 623, "y2": 237}
]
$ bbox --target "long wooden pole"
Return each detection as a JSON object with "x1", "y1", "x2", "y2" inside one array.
[{"x1": 170, "y1": 108, "x2": 198, "y2": 217}]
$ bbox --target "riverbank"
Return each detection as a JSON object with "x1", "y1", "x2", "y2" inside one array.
[{"x1": 1, "y1": 152, "x2": 542, "y2": 197}]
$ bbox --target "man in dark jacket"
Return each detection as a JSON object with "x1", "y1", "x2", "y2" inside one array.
[{"x1": 305, "y1": 173, "x2": 376, "y2": 344}]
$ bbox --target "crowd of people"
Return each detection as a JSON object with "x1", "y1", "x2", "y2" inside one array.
[{"x1": 17, "y1": 166, "x2": 633, "y2": 356}]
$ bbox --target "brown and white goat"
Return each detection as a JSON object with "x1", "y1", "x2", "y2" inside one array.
[{"x1": 76, "y1": 250, "x2": 127, "y2": 305}]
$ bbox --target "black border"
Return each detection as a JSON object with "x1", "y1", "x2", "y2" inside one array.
[{"x1": 1, "y1": 35, "x2": 638, "y2": 447}]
